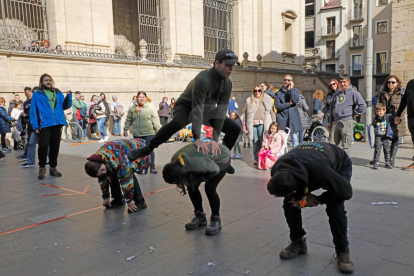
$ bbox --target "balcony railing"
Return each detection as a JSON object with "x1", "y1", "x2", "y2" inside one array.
[
  {"x1": 320, "y1": 49, "x2": 340, "y2": 59},
  {"x1": 349, "y1": 65, "x2": 364, "y2": 76},
  {"x1": 349, "y1": 35, "x2": 365, "y2": 48},
  {"x1": 321, "y1": 25, "x2": 341, "y2": 37},
  {"x1": 375, "y1": 63, "x2": 389, "y2": 75},
  {"x1": 349, "y1": 8, "x2": 364, "y2": 21}
]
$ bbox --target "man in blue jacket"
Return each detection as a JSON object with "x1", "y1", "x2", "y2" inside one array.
[
  {"x1": 30, "y1": 74, "x2": 72, "y2": 179},
  {"x1": 274, "y1": 74, "x2": 303, "y2": 148}
]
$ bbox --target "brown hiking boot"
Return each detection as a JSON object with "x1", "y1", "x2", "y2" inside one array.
[
  {"x1": 334, "y1": 247, "x2": 354, "y2": 274},
  {"x1": 38, "y1": 167, "x2": 46, "y2": 180},
  {"x1": 279, "y1": 238, "x2": 308, "y2": 259},
  {"x1": 50, "y1": 167, "x2": 63, "y2": 177},
  {"x1": 150, "y1": 164, "x2": 158, "y2": 174},
  {"x1": 403, "y1": 163, "x2": 414, "y2": 171}
]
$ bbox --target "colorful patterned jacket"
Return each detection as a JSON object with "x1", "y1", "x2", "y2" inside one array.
[{"x1": 96, "y1": 139, "x2": 150, "y2": 201}]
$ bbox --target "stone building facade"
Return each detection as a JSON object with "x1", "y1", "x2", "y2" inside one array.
[
  {"x1": 0, "y1": 0, "x2": 326, "y2": 116},
  {"x1": 391, "y1": 0, "x2": 414, "y2": 86}
]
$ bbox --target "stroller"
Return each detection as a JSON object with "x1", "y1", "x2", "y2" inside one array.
[{"x1": 303, "y1": 111, "x2": 329, "y2": 142}]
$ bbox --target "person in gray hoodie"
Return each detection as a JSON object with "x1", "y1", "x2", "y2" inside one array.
[{"x1": 328, "y1": 74, "x2": 366, "y2": 155}]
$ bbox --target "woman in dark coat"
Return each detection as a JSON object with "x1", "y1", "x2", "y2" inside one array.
[
  {"x1": 322, "y1": 79, "x2": 339, "y2": 125},
  {"x1": 0, "y1": 97, "x2": 16, "y2": 152},
  {"x1": 377, "y1": 75, "x2": 406, "y2": 166},
  {"x1": 158, "y1": 97, "x2": 169, "y2": 126}
]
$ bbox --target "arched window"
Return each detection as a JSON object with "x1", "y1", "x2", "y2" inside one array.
[
  {"x1": 203, "y1": 0, "x2": 234, "y2": 62},
  {"x1": 0, "y1": 0, "x2": 49, "y2": 50}
]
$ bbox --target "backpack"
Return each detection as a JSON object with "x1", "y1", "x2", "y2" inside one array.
[{"x1": 113, "y1": 105, "x2": 124, "y2": 120}]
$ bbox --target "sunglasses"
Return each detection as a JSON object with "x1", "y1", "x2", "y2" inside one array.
[
  {"x1": 219, "y1": 53, "x2": 237, "y2": 61},
  {"x1": 329, "y1": 83, "x2": 337, "y2": 86},
  {"x1": 387, "y1": 81, "x2": 397, "y2": 84},
  {"x1": 284, "y1": 79, "x2": 292, "y2": 82},
  {"x1": 254, "y1": 89, "x2": 262, "y2": 93}
]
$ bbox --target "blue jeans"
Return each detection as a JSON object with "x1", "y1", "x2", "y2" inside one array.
[
  {"x1": 26, "y1": 131, "x2": 49, "y2": 165},
  {"x1": 74, "y1": 115, "x2": 87, "y2": 138},
  {"x1": 26, "y1": 131, "x2": 38, "y2": 165},
  {"x1": 253, "y1": 124, "x2": 264, "y2": 161},
  {"x1": 298, "y1": 130, "x2": 304, "y2": 144},
  {"x1": 113, "y1": 118, "x2": 121, "y2": 135},
  {"x1": 97, "y1": 118, "x2": 107, "y2": 138},
  {"x1": 134, "y1": 135, "x2": 155, "y2": 164},
  {"x1": 290, "y1": 132, "x2": 299, "y2": 148}
]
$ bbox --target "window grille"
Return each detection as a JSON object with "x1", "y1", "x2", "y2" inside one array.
[
  {"x1": 0, "y1": 0, "x2": 48, "y2": 50},
  {"x1": 138, "y1": 0, "x2": 165, "y2": 62},
  {"x1": 203, "y1": 0, "x2": 234, "y2": 62}
]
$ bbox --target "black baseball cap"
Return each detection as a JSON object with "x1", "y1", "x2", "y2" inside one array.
[{"x1": 214, "y1": 49, "x2": 240, "y2": 66}]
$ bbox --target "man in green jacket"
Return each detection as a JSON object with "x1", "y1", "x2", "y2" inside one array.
[
  {"x1": 128, "y1": 49, "x2": 241, "y2": 161},
  {"x1": 162, "y1": 143, "x2": 232, "y2": 235},
  {"x1": 72, "y1": 91, "x2": 87, "y2": 139}
]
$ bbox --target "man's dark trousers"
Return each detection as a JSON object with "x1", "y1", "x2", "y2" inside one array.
[
  {"x1": 148, "y1": 101, "x2": 240, "y2": 150},
  {"x1": 373, "y1": 136, "x2": 391, "y2": 162},
  {"x1": 38, "y1": 125, "x2": 62, "y2": 168},
  {"x1": 109, "y1": 171, "x2": 143, "y2": 202},
  {"x1": 282, "y1": 156, "x2": 352, "y2": 250}
]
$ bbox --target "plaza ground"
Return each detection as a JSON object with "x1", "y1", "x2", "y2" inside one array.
[{"x1": 0, "y1": 137, "x2": 414, "y2": 275}]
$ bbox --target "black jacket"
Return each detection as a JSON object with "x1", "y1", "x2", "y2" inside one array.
[
  {"x1": 270, "y1": 142, "x2": 352, "y2": 204},
  {"x1": 396, "y1": 80, "x2": 414, "y2": 119}
]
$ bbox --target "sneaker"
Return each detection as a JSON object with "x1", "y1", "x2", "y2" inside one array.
[
  {"x1": 373, "y1": 162, "x2": 379, "y2": 170},
  {"x1": 21, "y1": 163, "x2": 35, "y2": 168},
  {"x1": 150, "y1": 164, "x2": 158, "y2": 174},
  {"x1": 231, "y1": 153, "x2": 236, "y2": 158},
  {"x1": 16, "y1": 155, "x2": 27, "y2": 161},
  {"x1": 385, "y1": 162, "x2": 393, "y2": 169},
  {"x1": 104, "y1": 136, "x2": 109, "y2": 142},
  {"x1": 98, "y1": 138, "x2": 105, "y2": 143},
  {"x1": 235, "y1": 154, "x2": 242, "y2": 159},
  {"x1": 205, "y1": 216, "x2": 221, "y2": 235},
  {"x1": 248, "y1": 143, "x2": 251, "y2": 148},
  {"x1": 185, "y1": 211, "x2": 207, "y2": 230},
  {"x1": 0, "y1": 151, "x2": 5, "y2": 159},
  {"x1": 243, "y1": 143, "x2": 246, "y2": 148},
  {"x1": 38, "y1": 167, "x2": 46, "y2": 180},
  {"x1": 2, "y1": 147, "x2": 11, "y2": 153},
  {"x1": 50, "y1": 167, "x2": 62, "y2": 177},
  {"x1": 134, "y1": 199, "x2": 147, "y2": 211},
  {"x1": 91, "y1": 133, "x2": 98, "y2": 139},
  {"x1": 403, "y1": 163, "x2": 414, "y2": 171},
  {"x1": 279, "y1": 237, "x2": 308, "y2": 259},
  {"x1": 253, "y1": 160, "x2": 258, "y2": 165},
  {"x1": 127, "y1": 146, "x2": 152, "y2": 162},
  {"x1": 390, "y1": 158, "x2": 395, "y2": 166},
  {"x1": 334, "y1": 247, "x2": 354, "y2": 274}
]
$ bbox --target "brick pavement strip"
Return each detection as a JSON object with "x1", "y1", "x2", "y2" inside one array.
[{"x1": 0, "y1": 137, "x2": 414, "y2": 275}]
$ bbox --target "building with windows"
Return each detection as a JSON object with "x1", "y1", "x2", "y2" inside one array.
[
  {"x1": 311, "y1": 0, "x2": 391, "y2": 94},
  {"x1": 391, "y1": 0, "x2": 414, "y2": 86}
]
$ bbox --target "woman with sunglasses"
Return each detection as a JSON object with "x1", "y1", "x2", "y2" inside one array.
[
  {"x1": 323, "y1": 79, "x2": 340, "y2": 125},
  {"x1": 377, "y1": 75, "x2": 406, "y2": 166},
  {"x1": 243, "y1": 85, "x2": 273, "y2": 165}
]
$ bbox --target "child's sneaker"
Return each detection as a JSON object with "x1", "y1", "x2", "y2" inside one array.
[
  {"x1": 235, "y1": 154, "x2": 242, "y2": 159},
  {"x1": 231, "y1": 153, "x2": 236, "y2": 158},
  {"x1": 373, "y1": 162, "x2": 379, "y2": 169},
  {"x1": 385, "y1": 162, "x2": 393, "y2": 169},
  {"x1": 248, "y1": 143, "x2": 251, "y2": 148},
  {"x1": 243, "y1": 143, "x2": 246, "y2": 148}
]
